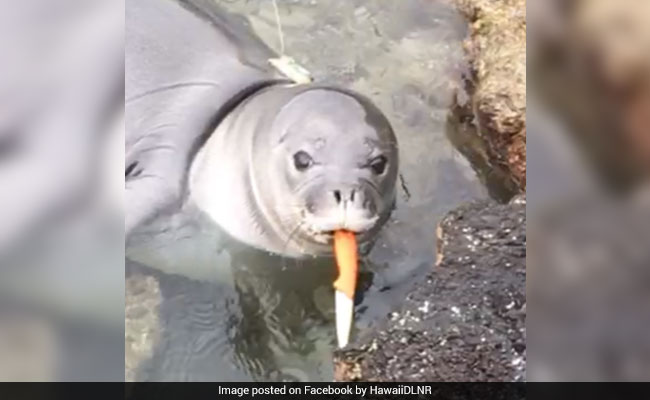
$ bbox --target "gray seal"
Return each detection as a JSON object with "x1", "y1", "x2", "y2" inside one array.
[{"x1": 126, "y1": 0, "x2": 398, "y2": 256}]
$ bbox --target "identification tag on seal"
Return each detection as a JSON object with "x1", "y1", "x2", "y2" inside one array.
[{"x1": 269, "y1": 55, "x2": 313, "y2": 84}]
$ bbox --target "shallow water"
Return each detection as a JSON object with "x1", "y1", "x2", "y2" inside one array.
[{"x1": 126, "y1": 0, "x2": 487, "y2": 382}]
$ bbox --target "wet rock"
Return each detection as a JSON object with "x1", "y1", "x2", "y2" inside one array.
[
  {"x1": 334, "y1": 196, "x2": 526, "y2": 381},
  {"x1": 450, "y1": 0, "x2": 527, "y2": 193}
]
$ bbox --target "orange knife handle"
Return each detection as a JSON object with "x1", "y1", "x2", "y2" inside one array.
[{"x1": 333, "y1": 230, "x2": 358, "y2": 299}]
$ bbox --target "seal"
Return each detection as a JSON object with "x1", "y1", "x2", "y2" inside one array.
[{"x1": 126, "y1": 0, "x2": 398, "y2": 256}]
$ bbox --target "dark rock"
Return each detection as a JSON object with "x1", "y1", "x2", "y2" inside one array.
[{"x1": 334, "y1": 196, "x2": 526, "y2": 382}]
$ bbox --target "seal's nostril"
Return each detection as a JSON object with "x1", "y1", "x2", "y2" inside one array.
[
  {"x1": 350, "y1": 189, "x2": 356, "y2": 202},
  {"x1": 333, "y1": 190, "x2": 342, "y2": 204}
]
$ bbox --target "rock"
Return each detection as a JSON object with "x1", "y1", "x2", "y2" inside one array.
[
  {"x1": 530, "y1": 0, "x2": 650, "y2": 192},
  {"x1": 334, "y1": 196, "x2": 526, "y2": 381},
  {"x1": 450, "y1": 0, "x2": 527, "y2": 193}
]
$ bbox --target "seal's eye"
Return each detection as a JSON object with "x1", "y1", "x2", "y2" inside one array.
[
  {"x1": 370, "y1": 155, "x2": 388, "y2": 175},
  {"x1": 293, "y1": 150, "x2": 313, "y2": 171}
]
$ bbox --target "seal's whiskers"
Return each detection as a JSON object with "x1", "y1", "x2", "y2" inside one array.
[{"x1": 279, "y1": 219, "x2": 306, "y2": 270}]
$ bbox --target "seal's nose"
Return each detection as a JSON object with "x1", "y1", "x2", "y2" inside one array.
[
  {"x1": 332, "y1": 189, "x2": 356, "y2": 205},
  {"x1": 331, "y1": 187, "x2": 376, "y2": 214},
  {"x1": 306, "y1": 185, "x2": 379, "y2": 235}
]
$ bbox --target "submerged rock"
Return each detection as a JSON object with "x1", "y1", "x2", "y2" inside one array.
[
  {"x1": 449, "y1": 0, "x2": 526, "y2": 195},
  {"x1": 125, "y1": 264, "x2": 162, "y2": 382},
  {"x1": 334, "y1": 196, "x2": 526, "y2": 381}
]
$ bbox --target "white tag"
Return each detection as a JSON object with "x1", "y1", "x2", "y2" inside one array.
[{"x1": 269, "y1": 55, "x2": 313, "y2": 84}]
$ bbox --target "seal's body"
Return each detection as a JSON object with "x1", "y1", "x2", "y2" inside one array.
[
  {"x1": 126, "y1": 0, "x2": 398, "y2": 257},
  {"x1": 126, "y1": 0, "x2": 281, "y2": 235}
]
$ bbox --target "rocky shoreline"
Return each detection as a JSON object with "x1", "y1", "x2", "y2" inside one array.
[{"x1": 449, "y1": 0, "x2": 526, "y2": 194}]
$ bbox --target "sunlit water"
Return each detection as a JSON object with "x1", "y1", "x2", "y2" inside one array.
[{"x1": 126, "y1": 0, "x2": 488, "y2": 381}]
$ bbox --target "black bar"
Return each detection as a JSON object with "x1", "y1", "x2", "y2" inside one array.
[{"x1": 0, "y1": 382, "x2": 526, "y2": 400}]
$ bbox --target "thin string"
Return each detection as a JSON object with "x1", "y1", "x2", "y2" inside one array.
[{"x1": 271, "y1": 0, "x2": 285, "y2": 55}]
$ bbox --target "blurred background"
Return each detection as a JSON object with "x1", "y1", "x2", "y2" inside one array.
[
  {"x1": 527, "y1": 0, "x2": 650, "y2": 381},
  {"x1": 0, "y1": 0, "x2": 124, "y2": 381}
]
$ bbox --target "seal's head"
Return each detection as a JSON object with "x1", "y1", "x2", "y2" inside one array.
[{"x1": 250, "y1": 87, "x2": 398, "y2": 255}]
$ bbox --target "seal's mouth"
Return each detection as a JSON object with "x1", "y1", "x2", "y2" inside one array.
[
  {"x1": 317, "y1": 230, "x2": 336, "y2": 240},
  {"x1": 313, "y1": 230, "x2": 338, "y2": 245},
  {"x1": 308, "y1": 220, "x2": 377, "y2": 245},
  {"x1": 301, "y1": 206, "x2": 380, "y2": 245},
  {"x1": 295, "y1": 182, "x2": 385, "y2": 248}
]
